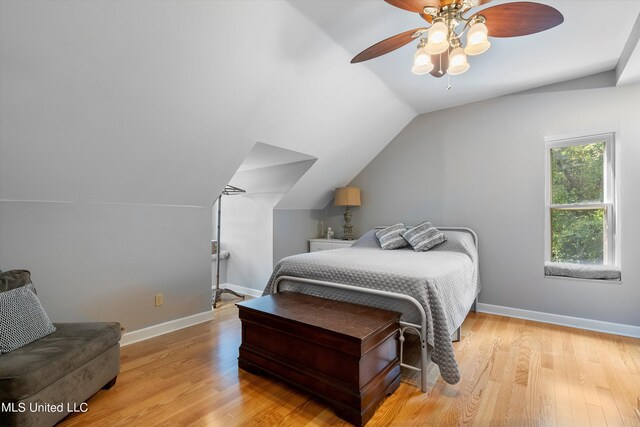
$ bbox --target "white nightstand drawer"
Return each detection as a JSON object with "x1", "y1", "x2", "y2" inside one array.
[
  {"x1": 310, "y1": 241, "x2": 333, "y2": 252},
  {"x1": 329, "y1": 241, "x2": 356, "y2": 249},
  {"x1": 309, "y1": 239, "x2": 355, "y2": 252}
]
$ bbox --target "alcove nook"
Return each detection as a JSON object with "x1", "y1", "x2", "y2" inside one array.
[{"x1": 212, "y1": 142, "x2": 316, "y2": 302}]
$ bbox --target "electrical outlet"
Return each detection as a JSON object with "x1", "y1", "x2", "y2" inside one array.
[{"x1": 155, "y1": 294, "x2": 164, "y2": 307}]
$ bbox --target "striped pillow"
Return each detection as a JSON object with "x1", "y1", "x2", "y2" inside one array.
[
  {"x1": 375, "y1": 223, "x2": 409, "y2": 250},
  {"x1": 403, "y1": 222, "x2": 447, "y2": 251}
]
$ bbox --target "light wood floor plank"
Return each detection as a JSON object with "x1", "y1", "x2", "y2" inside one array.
[
  {"x1": 597, "y1": 386, "x2": 625, "y2": 427},
  {"x1": 59, "y1": 298, "x2": 640, "y2": 426},
  {"x1": 586, "y1": 403, "x2": 607, "y2": 427}
]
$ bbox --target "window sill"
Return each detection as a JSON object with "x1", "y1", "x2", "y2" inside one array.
[
  {"x1": 544, "y1": 274, "x2": 622, "y2": 285},
  {"x1": 544, "y1": 262, "x2": 621, "y2": 282}
]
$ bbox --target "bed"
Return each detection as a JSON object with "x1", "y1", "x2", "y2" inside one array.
[{"x1": 262, "y1": 226, "x2": 480, "y2": 392}]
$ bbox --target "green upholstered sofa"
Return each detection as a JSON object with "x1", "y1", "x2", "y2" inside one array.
[{"x1": 0, "y1": 270, "x2": 121, "y2": 427}]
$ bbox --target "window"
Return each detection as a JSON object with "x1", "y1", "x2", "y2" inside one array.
[{"x1": 545, "y1": 133, "x2": 619, "y2": 280}]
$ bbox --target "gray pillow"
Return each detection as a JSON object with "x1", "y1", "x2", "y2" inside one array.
[
  {"x1": 403, "y1": 222, "x2": 447, "y2": 251},
  {"x1": 351, "y1": 230, "x2": 382, "y2": 248},
  {"x1": 0, "y1": 286, "x2": 56, "y2": 354},
  {"x1": 0, "y1": 269, "x2": 33, "y2": 293},
  {"x1": 375, "y1": 223, "x2": 409, "y2": 250}
]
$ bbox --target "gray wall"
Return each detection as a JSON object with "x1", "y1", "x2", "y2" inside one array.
[
  {"x1": 273, "y1": 209, "x2": 324, "y2": 264},
  {"x1": 0, "y1": 201, "x2": 212, "y2": 331},
  {"x1": 273, "y1": 200, "x2": 365, "y2": 263},
  {"x1": 344, "y1": 78, "x2": 640, "y2": 327}
]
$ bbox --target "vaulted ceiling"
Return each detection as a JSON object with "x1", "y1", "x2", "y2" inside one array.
[
  {"x1": 1, "y1": 0, "x2": 638, "y2": 212},
  {"x1": 0, "y1": 1, "x2": 414, "y2": 210},
  {"x1": 289, "y1": 0, "x2": 640, "y2": 113}
]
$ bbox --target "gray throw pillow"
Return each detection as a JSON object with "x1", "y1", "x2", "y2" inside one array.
[
  {"x1": 0, "y1": 286, "x2": 56, "y2": 354},
  {"x1": 375, "y1": 223, "x2": 409, "y2": 250},
  {"x1": 0, "y1": 269, "x2": 33, "y2": 293},
  {"x1": 403, "y1": 222, "x2": 447, "y2": 251},
  {"x1": 351, "y1": 230, "x2": 382, "y2": 248}
]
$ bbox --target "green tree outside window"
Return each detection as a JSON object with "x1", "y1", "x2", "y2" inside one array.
[{"x1": 550, "y1": 142, "x2": 605, "y2": 264}]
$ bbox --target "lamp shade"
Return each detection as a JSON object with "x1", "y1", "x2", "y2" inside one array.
[{"x1": 334, "y1": 187, "x2": 361, "y2": 207}]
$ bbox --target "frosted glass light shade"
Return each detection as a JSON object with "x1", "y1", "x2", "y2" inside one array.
[
  {"x1": 412, "y1": 63, "x2": 433, "y2": 75},
  {"x1": 465, "y1": 22, "x2": 491, "y2": 56},
  {"x1": 413, "y1": 46, "x2": 431, "y2": 66},
  {"x1": 425, "y1": 21, "x2": 449, "y2": 55},
  {"x1": 412, "y1": 47, "x2": 433, "y2": 74},
  {"x1": 448, "y1": 47, "x2": 470, "y2": 75}
]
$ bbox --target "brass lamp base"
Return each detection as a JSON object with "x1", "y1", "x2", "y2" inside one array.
[{"x1": 342, "y1": 226, "x2": 355, "y2": 240}]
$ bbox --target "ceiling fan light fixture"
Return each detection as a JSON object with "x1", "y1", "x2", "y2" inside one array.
[
  {"x1": 412, "y1": 42, "x2": 433, "y2": 74},
  {"x1": 447, "y1": 47, "x2": 470, "y2": 75},
  {"x1": 412, "y1": 63, "x2": 433, "y2": 75},
  {"x1": 413, "y1": 43, "x2": 430, "y2": 65},
  {"x1": 422, "y1": 6, "x2": 438, "y2": 16},
  {"x1": 351, "y1": 1, "x2": 565, "y2": 80},
  {"x1": 425, "y1": 20, "x2": 449, "y2": 55},
  {"x1": 464, "y1": 21, "x2": 491, "y2": 56}
]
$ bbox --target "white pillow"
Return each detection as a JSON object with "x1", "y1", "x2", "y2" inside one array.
[{"x1": 0, "y1": 286, "x2": 56, "y2": 354}]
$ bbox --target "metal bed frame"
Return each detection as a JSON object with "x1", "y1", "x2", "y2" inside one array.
[{"x1": 272, "y1": 226, "x2": 479, "y2": 393}]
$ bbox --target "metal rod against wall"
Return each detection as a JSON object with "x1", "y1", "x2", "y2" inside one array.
[
  {"x1": 222, "y1": 184, "x2": 246, "y2": 196},
  {"x1": 213, "y1": 185, "x2": 246, "y2": 308},
  {"x1": 216, "y1": 194, "x2": 222, "y2": 295}
]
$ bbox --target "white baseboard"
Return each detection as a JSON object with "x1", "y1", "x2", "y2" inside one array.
[
  {"x1": 118, "y1": 296, "x2": 637, "y2": 347},
  {"x1": 120, "y1": 310, "x2": 215, "y2": 346},
  {"x1": 477, "y1": 303, "x2": 640, "y2": 339},
  {"x1": 218, "y1": 283, "x2": 263, "y2": 298}
]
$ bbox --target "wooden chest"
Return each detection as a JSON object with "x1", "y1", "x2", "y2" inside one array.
[{"x1": 237, "y1": 292, "x2": 400, "y2": 427}]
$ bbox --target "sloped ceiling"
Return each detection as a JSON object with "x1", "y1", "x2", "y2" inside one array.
[
  {"x1": 0, "y1": 0, "x2": 415, "y2": 210},
  {"x1": 289, "y1": 0, "x2": 640, "y2": 114},
  {"x1": 617, "y1": 11, "x2": 640, "y2": 86},
  {"x1": 236, "y1": 142, "x2": 315, "y2": 173},
  {"x1": 230, "y1": 142, "x2": 316, "y2": 195},
  {"x1": 3, "y1": 1, "x2": 638, "y2": 212}
]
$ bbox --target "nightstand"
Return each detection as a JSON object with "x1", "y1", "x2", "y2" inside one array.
[{"x1": 309, "y1": 239, "x2": 355, "y2": 252}]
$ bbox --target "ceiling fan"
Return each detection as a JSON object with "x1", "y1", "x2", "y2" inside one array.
[{"x1": 351, "y1": 0, "x2": 564, "y2": 77}]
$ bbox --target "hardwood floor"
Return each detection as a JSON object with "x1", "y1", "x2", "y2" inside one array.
[{"x1": 60, "y1": 297, "x2": 640, "y2": 426}]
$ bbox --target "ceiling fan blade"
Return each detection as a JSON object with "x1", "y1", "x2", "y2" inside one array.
[
  {"x1": 351, "y1": 28, "x2": 426, "y2": 63},
  {"x1": 430, "y1": 51, "x2": 449, "y2": 78},
  {"x1": 384, "y1": 0, "x2": 441, "y2": 14},
  {"x1": 477, "y1": 2, "x2": 564, "y2": 38},
  {"x1": 420, "y1": 13, "x2": 433, "y2": 23}
]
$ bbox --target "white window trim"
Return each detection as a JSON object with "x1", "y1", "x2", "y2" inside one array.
[{"x1": 544, "y1": 132, "x2": 617, "y2": 267}]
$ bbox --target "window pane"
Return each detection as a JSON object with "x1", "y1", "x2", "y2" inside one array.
[
  {"x1": 551, "y1": 208, "x2": 604, "y2": 264},
  {"x1": 551, "y1": 142, "x2": 605, "y2": 204}
]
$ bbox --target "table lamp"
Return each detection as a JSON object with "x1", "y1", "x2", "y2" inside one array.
[{"x1": 334, "y1": 187, "x2": 361, "y2": 240}]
